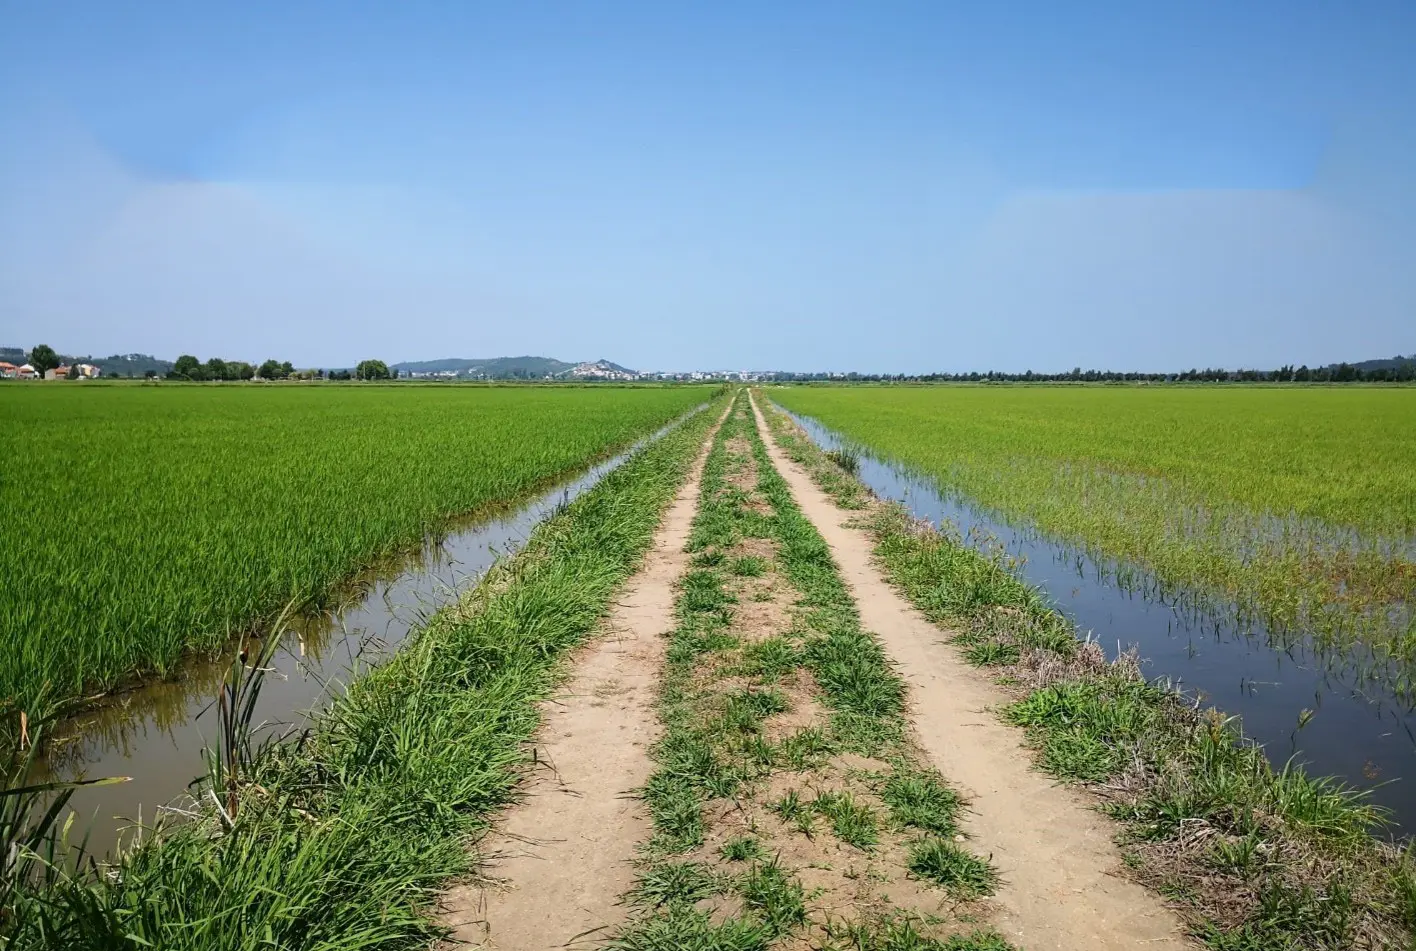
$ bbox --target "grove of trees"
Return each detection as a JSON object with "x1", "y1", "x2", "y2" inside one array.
[
  {"x1": 170, "y1": 355, "x2": 298, "y2": 381},
  {"x1": 355, "y1": 359, "x2": 392, "y2": 380}
]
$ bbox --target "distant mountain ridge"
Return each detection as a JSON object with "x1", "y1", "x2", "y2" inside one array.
[
  {"x1": 391, "y1": 355, "x2": 638, "y2": 379},
  {"x1": 1347, "y1": 353, "x2": 1415, "y2": 373},
  {"x1": 391, "y1": 355, "x2": 575, "y2": 377}
]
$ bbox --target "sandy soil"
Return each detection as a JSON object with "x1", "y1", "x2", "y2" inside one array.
[
  {"x1": 439, "y1": 420, "x2": 721, "y2": 950},
  {"x1": 748, "y1": 392, "x2": 1193, "y2": 951}
]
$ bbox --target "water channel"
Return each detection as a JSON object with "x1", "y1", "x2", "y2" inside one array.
[
  {"x1": 42, "y1": 409, "x2": 703, "y2": 859},
  {"x1": 774, "y1": 402, "x2": 1415, "y2": 834}
]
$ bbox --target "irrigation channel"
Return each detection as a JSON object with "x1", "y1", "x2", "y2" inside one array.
[
  {"x1": 38, "y1": 407, "x2": 707, "y2": 860},
  {"x1": 773, "y1": 400, "x2": 1416, "y2": 834}
]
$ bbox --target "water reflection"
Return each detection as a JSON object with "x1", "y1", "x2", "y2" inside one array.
[
  {"x1": 775, "y1": 403, "x2": 1415, "y2": 834},
  {"x1": 39, "y1": 409, "x2": 703, "y2": 858}
]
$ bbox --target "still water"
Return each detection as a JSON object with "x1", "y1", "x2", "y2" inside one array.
[
  {"x1": 777, "y1": 404, "x2": 1414, "y2": 834},
  {"x1": 41, "y1": 411, "x2": 701, "y2": 859}
]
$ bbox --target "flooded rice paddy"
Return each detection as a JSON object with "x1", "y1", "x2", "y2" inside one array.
[
  {"x1": 780, "y1": 406, "x2": 1415, "y2": 834},
  {"x1": 40, "y1": 416, "x2": 695, "y2": 859}
]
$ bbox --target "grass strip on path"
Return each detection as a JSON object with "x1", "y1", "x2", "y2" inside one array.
[
  {"x1": 1, "y1": 396, "x2": 727, "y2": 950},
  {"x1": 613, "y1": 393, "x2": 1013, "y2": 951},
  {"x1": 758, "y1": 390, "x2": 1416, "y2": 951}
]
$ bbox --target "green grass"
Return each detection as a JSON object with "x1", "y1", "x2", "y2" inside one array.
[
  {"x1": 622, "y1": 394, "x2": 1001, "y2": 947},
  {"x1": 770, "y1": 385, "x2": 1416, "y2": 673},
  {"x1": 0, "y1": 384, "x2": 710, "y2": 721},
  {"x1": 760, "y1": 392, "x2": 1416, "y2": 949},
  {"x1": 906, "y1": 838, "x2": 998, "y2": 896},
  {"x1": 1, "y1": 394, "x2": 725, "y2": 949}
]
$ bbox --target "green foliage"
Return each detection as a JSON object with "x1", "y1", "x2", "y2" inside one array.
[
  {"x1": 730, "y1": 555, "x2": 768, "y2": 577},
  {"x1": 906, "y1": 838, "x2": 998, "y2": 896},
  {"x1": 880, "y1": 769, "x2": 960, "y2": 836},
  {"x1": 355, "y1": 359, "x2": 391, "y2": 381},
  {"x1": 812, "y1": 790, "x2": 879, "y2": 850},
  {"x1": 0, "y1": 386, "x2": 709, "y2": 723},
  {"x1": 27, "y1": 344, "x2": 59, "y2": 375},
  {"x1": 772, "y1": 386, "x2": 1416, "y2": 674},
  {"x1": 2, "y1": 396, "x2": 723, "y2": 949},
  {"x1": 719, "y1": 837, "x2": 766, "y2": 862}
]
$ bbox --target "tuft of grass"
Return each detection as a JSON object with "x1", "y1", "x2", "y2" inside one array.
[
  {"x1": 825, "y1": 448, "x2": 861, "y2": 475},
  {"x1": 774, "y1": 727, "x2": 833, "y2": 771},
  {"x1": 906, "y1": 838, "x2": 999, "y2": 896},
  {"x1": 629, "y1": 861, "x2": 725, "y2": 908},
  {"x1": 731, "y1": 555, "x2": 769, "y2": 577},
  {"x1": 608, "y1": 907, "x2": 770, "y2": 951},
  {"x1": 824, "y1": 916, "x2": 1016, "y2": 951},
  {"x1": 720, "y1": 837, "x2": 767, "y2": 862},
  {"x1": 739, "y1": 859, "x2": 807, "y2": 937},
  {"x1": 881, "y1": 769, "x2": 960, "y2": 837},
  {"x1": 813, "y1": 790, "x2": 879, "y2": 851}
]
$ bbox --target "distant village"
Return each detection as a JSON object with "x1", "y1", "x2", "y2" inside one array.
[
  {"x1": 0, "y1": 360, "x2": 102, "y2": 380},
  {"x1": 402, "y1": 359, "x2": 776, "y2": 383}
]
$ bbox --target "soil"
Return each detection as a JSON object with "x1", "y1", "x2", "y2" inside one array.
[
  {"x1": 748, "y1": 391, "x2": 1195, "y2": 951},
  {"x1": 439, "y1": 418, "x2": 723, "y2": 950}
]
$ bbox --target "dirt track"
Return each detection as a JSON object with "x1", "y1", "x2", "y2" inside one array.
[
  {"x1": 748, "y1": 391, "x2": 1192, "y2": 950},
  {"x1": 441, "y1": 395, "x2": 1192, "y2": 949},
  {"x1": 440, "y1": 419, "x2": 720, "y2": 949}
]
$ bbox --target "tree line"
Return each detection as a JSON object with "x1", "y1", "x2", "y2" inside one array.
[
  {"x1": 764, "y1": 360, "x2": 1416, "y2": 384},
  {"x1": 168, "y1": 355, "x2": 395, "y2": 381}
]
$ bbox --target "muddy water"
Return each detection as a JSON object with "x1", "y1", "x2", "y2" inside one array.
[
  {"x1": 777, "y1": 405, "x2": 1415, "y2": 834},
  {"x1": 42, "y1": 411, "x2": 701, "y2": 859}
]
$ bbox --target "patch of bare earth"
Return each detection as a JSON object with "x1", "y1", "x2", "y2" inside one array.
[
  {"x1": 748, "y1": 391, "x2": 1194, "y2": 951},
  {"x1": 438, "y1": 418, "x2": 723, "y2": 951}
]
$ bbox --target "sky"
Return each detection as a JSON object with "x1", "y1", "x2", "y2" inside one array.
[{"x1": 1, "y1": 2, "x2": 1414, "y2": 373}]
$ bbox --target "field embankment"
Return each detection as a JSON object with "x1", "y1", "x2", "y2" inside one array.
[
  {"x1": 597, "y1": 394, "x2": 1015, "y2": 948},
  {"x1": 442, "y1": 398, "x2": 723, "y2": 946},
  {"x1": 759, "y1": 390, "x2": 1416, "y2": 950},
  {"x1": 0, "y1": 385, "x2": 709, "y2": 723},
  {"x1": 2, "y1": 394, "x2": 725, "y2": 948},
  {"x1": 769, "y1": 386, "x2": 1416, "y2": 684}
]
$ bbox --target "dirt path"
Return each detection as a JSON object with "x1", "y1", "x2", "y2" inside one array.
[
  {"x1": 440, "y1": 420, "x2": 721, "y2": 950},
  {"x1": 748, "y1": 392, "x2": 1192, "y2": 951}
]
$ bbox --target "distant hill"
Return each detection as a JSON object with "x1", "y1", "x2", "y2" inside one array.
[
  {"x1": 391, "y1": 355, "x2": 642, "y2": 380},
  {"x1": 78, "y1": 353, "x2": 176, "y2": 377},
  {"x1": 392, "y1": 355, "x2": 577, "y2": 379},
  {"x1": 1346, "y1": 353, "x2": 1415, "y2": 373}
]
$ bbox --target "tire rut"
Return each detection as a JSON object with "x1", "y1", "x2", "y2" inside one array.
[
  {"x1": 747, "y1": 391, "x2": 1193, "y2": 951},
  {"x1": 440, "y1": 413, "x2": 725, "y2": 950}
]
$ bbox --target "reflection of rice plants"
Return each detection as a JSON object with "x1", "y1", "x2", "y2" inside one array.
[
  {"x1": 774, "y1": 386, "x2": 1416, "y2": 680},
  {"x1": 0, "y1": 385, "x2": 709, "y2": 732},
  {"x1": 825, "y1": 447, "x2": 860, "y2": 474}
]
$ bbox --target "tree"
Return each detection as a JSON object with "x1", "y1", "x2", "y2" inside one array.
[
  {"x1": 173, "y1": 354, "x2": 202, "y2": 380},
  {"x1": 66, "y1": 364, "x2": 81, "y2": 380},
  {"x1": 355, "y1": 359, "x2": 391, "y2": 380},
  {"x1": 205, "y1": 357, "x2": 228, "y2": 381},
  {"x1": 144, "y1": 370, "x2": 158, "y2": 380},
  {"x1": 258, "y1": 359, "x2": 283, "y2": 380},
  {"x1": 29, "y1": 344, "x2": 60, "y2": 376},
  {"x1": 279, "y1": 360, "x2": 294, "y2": 377}
]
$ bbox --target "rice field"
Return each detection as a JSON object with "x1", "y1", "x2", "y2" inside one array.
[
  {"x1": 0, "y1": 384, "x2": 708, "y2": 721},
  {"x1": 770, "y1": 386, "x2": 1416, "y2": 680}
]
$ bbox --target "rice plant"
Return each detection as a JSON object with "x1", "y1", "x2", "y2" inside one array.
[
  {"x1": 772, "y1": 386, "x2": 1416, "y2": 673},
  {"x1": 0, "y1": 385, "x2": 709, "y2": 728}
]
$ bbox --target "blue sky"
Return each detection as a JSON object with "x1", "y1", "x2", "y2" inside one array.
[{"x1": 2, "y1": 2, "x2": 1413, "y2": 372}]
